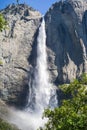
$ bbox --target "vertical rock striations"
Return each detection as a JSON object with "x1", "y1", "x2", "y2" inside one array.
[{"x1": 45, "y1": 0, "x2": 87, "y2": 84}]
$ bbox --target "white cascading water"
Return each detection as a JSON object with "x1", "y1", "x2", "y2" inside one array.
[
  {"x1": 7, "y1": 18, "x2": 58, "y2": 130},
  {"x1": 26, "y1": 18, "x2": 58, "y2": 114}
]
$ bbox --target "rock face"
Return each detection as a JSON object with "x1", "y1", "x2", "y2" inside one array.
[
  {"x1": 45, "y1": 0, "x2": 87, "y2": 84},
  {"x1": 0, "y1": 4, "x2": 41, "y2": 106},
  {"x1": 1, "y1": 0, "x2": 87, "y2": 106}
]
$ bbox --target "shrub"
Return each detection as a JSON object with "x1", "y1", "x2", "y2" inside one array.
[
  {"x1": 41, "y1": 74, "x2": 87, "y2": 130},
  {"x1": 0, "y1": 60, "x2": 3, "y2": 65},
  {"x1": 0, "y1": 118, "x2": 19, "y2": 130},
  {"x1": 0, "y1": 14, "x2": 7, "y2": 31}
]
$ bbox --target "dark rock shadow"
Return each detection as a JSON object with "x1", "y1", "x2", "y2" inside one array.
[
  {"x1": 28, "y1": 18, "x2": 42, "y2": 67},
  {"x1": 25, "y1": 18, "x2": 42, "y2": 108},
  {"x1": 82, "y1": 10, "x2": 87, "y2": 47},
  {"x1": 6, "y1": 76, "x2": 29, "y2": 109}
]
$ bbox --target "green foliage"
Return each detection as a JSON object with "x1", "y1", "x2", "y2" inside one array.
[
  {"x1": 0, "y1": 14, "x2": 7, "y2": 31},
  {"x1": 0, "y1": 118, "x2": 19, "y2": 130},
  {"x1": 41, "y1": 74, "x2": 87, "y2": 130},
  {"x1": 0, "y1": 60, "x2": 3, "y2": 65},
  {"x1": 79, "y1": 73, "x2": 87, "y2": 85}
]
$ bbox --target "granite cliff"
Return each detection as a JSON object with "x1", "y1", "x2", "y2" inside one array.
[
  {"x1": 45, "y1": 0, "x2": 87, "y2": 84},
  {"x1": 0, "y1": 4, "x2": 41, "y2": 106},
  {"x1": 0, "y1": 0, "x2": 87, "y2": 106}
]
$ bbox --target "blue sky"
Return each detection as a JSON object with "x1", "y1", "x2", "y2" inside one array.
[{"x1": 0, "y1": 0, "x2": 60, "y2": 14}]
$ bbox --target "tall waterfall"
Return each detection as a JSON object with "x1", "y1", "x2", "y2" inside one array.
[
  {"x1": 26, "y1": 18, "x2": 57, "y2": 113},
  {"x1": 8, "y1": 18, "x2": 58, "y2": 130}
]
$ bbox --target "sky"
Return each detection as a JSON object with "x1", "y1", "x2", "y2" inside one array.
[{"x1": 0, "y1": 0, "x2": 60, "y2": 14}]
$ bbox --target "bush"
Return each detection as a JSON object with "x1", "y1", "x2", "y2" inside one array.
[
  {"x1": 0, "y1": 60, "x2": 3, "y2": 65},
  {"x1": 0, "y1": 118, "x2": 19, "y2": 130},
  {"x1": 0, "y1": 14, "x2": 7, "y2": 31},
  {"x1": 41, "y1": 74, "x2": 87, "y2": 130}
]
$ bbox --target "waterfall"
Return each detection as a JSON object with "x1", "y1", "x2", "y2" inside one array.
[
  {"x1": 26, "y1": 18, "x2": 58, "y2": 113},
  {"x1": 8, "y1": 18, "x2": 58, "y2": 130}
]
